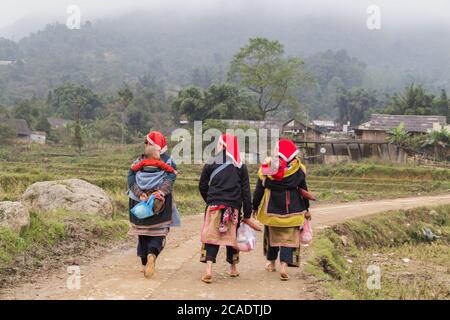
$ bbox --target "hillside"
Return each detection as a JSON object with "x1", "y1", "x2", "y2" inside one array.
[{"x1": 0, "y1": 9, "x2": 449, "y2": 111}]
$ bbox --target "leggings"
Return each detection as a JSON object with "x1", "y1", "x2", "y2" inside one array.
[
  {"x1": 200, "y1": 243, "x2": 239, "y2": 264},
  {"x1": 138, "y1": 235, "x2": 166, "y2": 265},
  {"x1": 266, "y1": 245, "x2": 294, "y2": 265}
]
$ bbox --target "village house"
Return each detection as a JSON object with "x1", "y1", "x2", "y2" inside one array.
[
  {"x1": 282, "y1": 118, "x2": 323, "y2": 140},
  {"x1": 221, "y1": 119, "x2": 284, "y2": 132},
  {"x1": 220, "y1": 119, "x2": 284, "y2": 163},
  {"x1": 355, "y1": 114, "x2": 447, "y2": 141},
  {"x1": 6, "y1": 119, "x2": 47, "y2": 144},
  {"x1": 30, "y1": 131, "x2": 46, "y2": 144},
  {"x1": 7, "y1": 119, "x2": 31, "y2": 140},
  {"x1": 312, "y1": 120, "x2": 337, "y2": 133}
]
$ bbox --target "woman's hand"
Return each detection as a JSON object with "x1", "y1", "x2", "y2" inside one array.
[
  {"x1": 153, "y1": 190, "x2": 166, "y2": 197},
  {"x1": 243, "y1": 218, "x2": 262, "y2": 232},
  {"x1": 304, "y1": 211, "x2": 312, "y2": 220},
  {"x1": 139, "y1": 193, "x2": 149, "y2": 201}
]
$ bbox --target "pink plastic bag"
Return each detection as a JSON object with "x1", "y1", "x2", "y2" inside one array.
[
  {"x1": 300, "y1": 219, "x2": 313, "y2": 245},
  {"x1": 234, "y1": 223, "x2": 256, "y2": 252}
]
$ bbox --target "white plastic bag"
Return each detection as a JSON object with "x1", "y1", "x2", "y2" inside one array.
[
  {"x1": 300, "y1": 219, "x2": 313, "y2": 245},
  {"x1": 235, "y1": 223, "x2": 256, "y2": 252}
]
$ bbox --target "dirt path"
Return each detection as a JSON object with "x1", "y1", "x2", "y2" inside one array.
[{"x1": 2, "y1": 194, "x2": 449, "y2": 300}]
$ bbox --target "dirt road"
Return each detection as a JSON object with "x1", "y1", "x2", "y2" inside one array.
[{"x1": 2, "y1": 194, "x2": 450, "y2": 300}]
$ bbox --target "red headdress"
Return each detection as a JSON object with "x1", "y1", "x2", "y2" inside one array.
[
  {"x1": 145, "y1": 131, "x2": 168, "y2": 154},
  {"x1": 277, "y1": 139, "x2": 299, "y2": 163},
  {"x1": 218, "y1": 134, "x2": 242, "y2": 168},
  {"x1": 261, "y1": 139, "x2": 299, "y2": 180}
]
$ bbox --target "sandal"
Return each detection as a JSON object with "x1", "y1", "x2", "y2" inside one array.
[
  {"x1": 229, "y1": 271, "x2": 240, "y2": 277},
  {"x1": 280, "y1": 272, "x2": 290, "y2": 281},
  {"x1": 265, "y1": 263, "x2": 276, "y2": 272},
  {"x1": 201, "y1": 274, "x2": 213, "y2": 284},
  {"x1": 144, "y1": 254, "x2": 156, "y2": 279}
]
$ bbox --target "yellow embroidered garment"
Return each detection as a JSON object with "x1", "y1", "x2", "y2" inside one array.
[{"x1": 256, "y1": 158, "x2": 306, "y2": 227}]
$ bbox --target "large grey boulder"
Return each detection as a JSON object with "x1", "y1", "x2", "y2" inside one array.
[
  {"x1": 0, "y1": 201, "x2": 30, "y2": 232},
  {"x1": 22, "y1": 179, "x2": 113, "y2": 218}
]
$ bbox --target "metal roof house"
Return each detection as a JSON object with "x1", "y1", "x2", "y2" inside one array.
[
  {"x1": 221, "y1": 119, "x2": 284, "y2": 131},
  {"x1": 355, "y1": 114, "x2": 447, "y2": 141},
  {"x1": 312, "y1": 120, "x2": 337, "y2": 132},
  {"x1": 282, "y1": 118, "x2": 323, "y2": 140}
]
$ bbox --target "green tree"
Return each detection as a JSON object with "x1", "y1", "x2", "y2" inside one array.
[
  {"x1": 55, "y1": 87, "x2": 90, "y2": 153},
  {"x1": 0, "y1": 123, "x2": 15, "y2": 142},
  {"x1": 117, "y1": 86, "x2": 134, "y2": 144},
  {"x1": 203, "y1": 83, "x2": 255, "y2": 120},
  {"x1": 228, "y1": 37, "x2": 308, "y2": 119},
  {"x1": 0, "y1": 105, "x2": 9, "y2": 120},
  {"x1": 89, "y1": 115, "x2": 127, "y2": 143},
  {"x1": 384, "y1": 85, "x2": 435, "y2": 115},
  {"x1": 12, "y1": 100, "x2": 39, "y2": 128},
  {"x1": 191, "y1": 66, "x2": 213, "y2": 89},
  {"x1": 334, "y1": 87, "x2": 378, "y2": 126},
  {"x1": 387, "y1": 123, "x2": 410, "y2": 146},
  {"x1": 172, "y1": 84, "x2": 258, "y2": 122},
  {"x1": 171, "y1": 87, "x2": 206, "y2": 122},
  {"x1": 434, "y1": 89, "x2": 449, "y2": 122},
  {"x1": 52, "y1": 83, "x2": 104, "y2": 120},
  {"x1": 35, "y1": 114, "x2": 51, "y2": 134},
  {"x1": 73, "y1": 120, "x2": 84, "y2": 154},
  {"x1": 127, "y1": 106, "x2": 151, "y2": 134},
  {"x1": 421, "y1": 127, "x2": 449, "y2": 160}
]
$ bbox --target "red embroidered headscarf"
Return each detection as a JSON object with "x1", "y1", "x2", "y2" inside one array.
[
  {"x1": 277, "y1": 139, "x2": 299, "y2": 163},
  {"x1": 145, "y1": 131, "x2": 168, "y2": 154},
  {"x1": 218, "y1": 133, "x2": 242, "y2": 168},
  {"x1": 261, "y1": 139, "x2": 300, "y2": 180}
]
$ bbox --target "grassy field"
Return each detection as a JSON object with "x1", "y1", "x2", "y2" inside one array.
[
  {"x1": 1, "y1": 143, "x2": 449, "y2": 216},
  {"x1": 306, "y1": 204, "x2": 450, "y2": 299},
  {"x1": 0, "y1": 143, "x2": 449, "y2": 288}
]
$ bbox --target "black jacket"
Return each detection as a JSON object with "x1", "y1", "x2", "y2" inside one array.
[
  {"x1": 199, "y1": 151, "x2": 252, "y2": 218},
  {"x1": 253, "y1": 168, "x2": 309, "y2": 216}
]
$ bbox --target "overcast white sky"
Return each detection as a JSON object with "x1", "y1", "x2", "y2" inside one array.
[{"x1": 1, "y1": 0, "x2": 449, "y2": 29}]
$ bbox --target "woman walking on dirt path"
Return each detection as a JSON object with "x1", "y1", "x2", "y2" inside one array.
[
  {"x1": 198, "y1": 133, "x2": 261, "y2": 284},
  {"x1": 253, "y1": 139, "x2": 311, "y2": 281},
  {"x1": 127, "y1": 131, "x2": 181, "y2": 279}
]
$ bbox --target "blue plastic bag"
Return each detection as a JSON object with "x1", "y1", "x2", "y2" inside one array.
[{"x1": 131, "y1": 194, "x2": 156, "y2": 219}]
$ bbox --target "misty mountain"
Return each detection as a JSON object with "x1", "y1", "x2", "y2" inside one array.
[
  {"x1": 0, "y1": 9, "x2": 449, "y2": 106},
  {"x1": 0, "y1": 15, "x2": 54, "y2": 41}
]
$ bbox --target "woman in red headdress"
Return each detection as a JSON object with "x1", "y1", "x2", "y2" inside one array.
[
  {"x1": 127, "y1": 131, "x2": 181, "y2": 279},
  {"x1": 198, "y1": 133, "x2": 260, "y2": 283},
  {"x1": 253, "y1": 139, "x2": 311, "y2": 281}
]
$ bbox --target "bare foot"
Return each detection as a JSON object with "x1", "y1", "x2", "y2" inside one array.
[
  {"x1": 280, "y1": 272, "x2": 290, "y2": 281},
  {"x1": 144, "y1": 254, "x2": 156, "y2": 279},
  {"x1": 280, "y1": 262, "x2": 289, "y2": 281},
  {"x1": 229, "y1": 264, "x2": 240, "y2": 277},
  {"x1": 201, "y1": 274, "x2": 212, "y2": 283},
  {"x1": 265, "y1": 261, "x2": 276, "y2": 272}
]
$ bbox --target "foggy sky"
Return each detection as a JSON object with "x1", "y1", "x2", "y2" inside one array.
[{"x1": 1, "y1": 0, "x2": 449, "y2": 30}]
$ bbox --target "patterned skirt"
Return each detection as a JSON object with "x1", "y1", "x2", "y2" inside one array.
[
  {"x1": 263, "y1": 226, "x2": 301, "y2": 267},
  {"x1": 200, "y1": 206, "x2": 239, "y2": 247}
]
